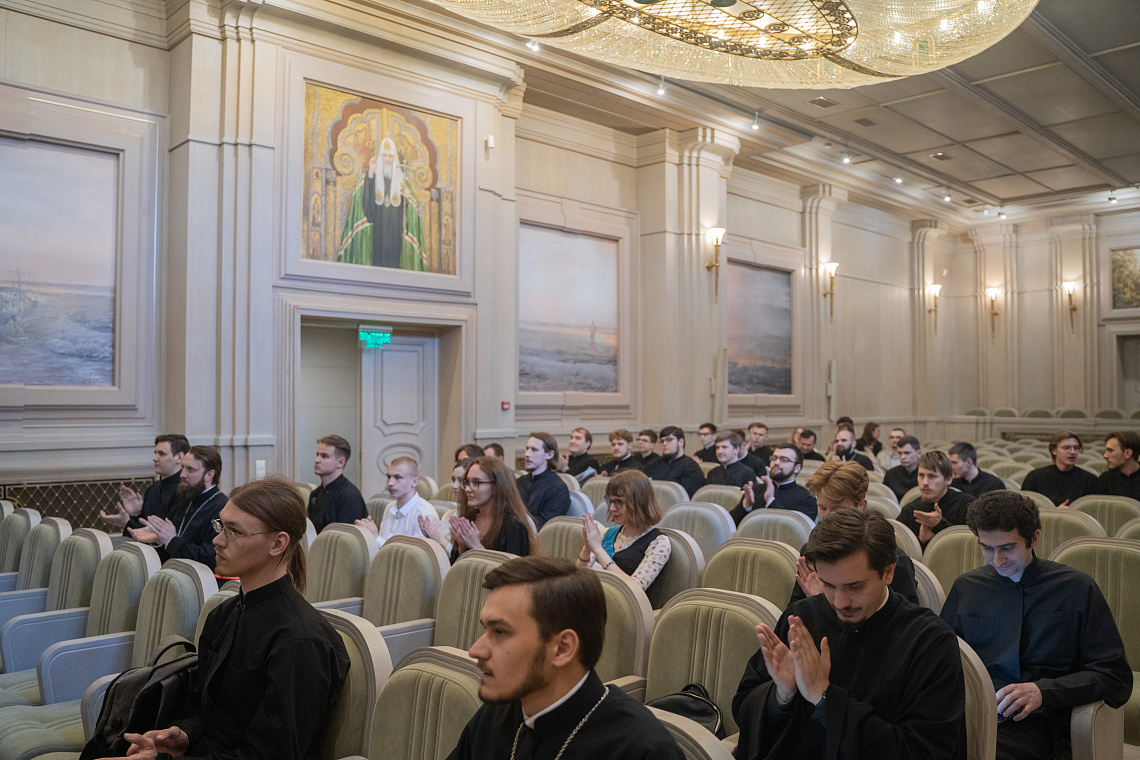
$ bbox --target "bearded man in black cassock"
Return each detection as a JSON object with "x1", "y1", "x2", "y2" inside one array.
[
  {"x1": 941, "y1": 491, "x2": 1132, "y2": 760},
  {"x1": 447, "y1": 556, "x2": 684, "y2": 760},
  {"x1": 732, "y1": 508, "x2": 966, "y2": 760}
]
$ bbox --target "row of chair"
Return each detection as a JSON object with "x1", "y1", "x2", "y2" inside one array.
[{"x1": 1, "y1": 505, "x2": 1133, "y2": 759}]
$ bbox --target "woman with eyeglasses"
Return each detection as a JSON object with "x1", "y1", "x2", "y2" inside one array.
[
  {"x1": 576, "y1": 470, "x2": 671, "y2": 592},
  {"x1": 419, "y1": 456, "x2": 537, "y2": 561}
]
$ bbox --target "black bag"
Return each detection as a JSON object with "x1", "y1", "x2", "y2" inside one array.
[
  {"x1": 646, "y1": 682, "x2": 726, "y2": 739},
  {"x1": 79, "y1": 636, "x2": 200, "y2": 760}
]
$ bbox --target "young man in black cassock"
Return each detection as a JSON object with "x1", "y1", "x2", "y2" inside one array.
[
  {"x1": 1019, "y1": 431, "x2": 1097, "y2": 506},
  {"x1": 307, "y1": 434, "x2": 367, "y2": 531},
  {"x1": 706, "y1": 431, "x2": 760, "y2": 488},
  {"x1": 897, "y1": 450, "x2": 974, "y2": 550},
  {"x1": 1095, "y1": 431, "x2": 1140, "y2": 500},
  {"x1": 643, "y1": 426, "x2": 706, "y2": 497},
  {"x1": 883, "y1": 436, "x2": 921, "y2": 501},
  {"x1": 448, "y1": 556, "x2": 684, "y2": 760},
  {"x1": 732, "y1": 508, "x2": 966, "y2": 760},
  {"x1": 730, "y1": 445, "x2": 817, "y2": 525},
  {"x1": 113, "y1": 476, "x2": 351, "y2": 760},
  {"x1": 942, "y1": 491, "x2": 1132, "y2": 760},
  {"x1": 787, "y1": 461, "x2": 919, "y2": 607},
  {"x1": 949, "y1": 442, "x2": 1005, "y2": 498}
]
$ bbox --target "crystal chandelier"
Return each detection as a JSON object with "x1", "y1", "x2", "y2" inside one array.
[{"x1": 425, "y1": 0, "x2": 1039, "y2": 88}]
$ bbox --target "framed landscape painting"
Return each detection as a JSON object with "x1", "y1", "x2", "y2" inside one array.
[
  {"x1": 726, "y1": 262, "x2": 793, "y2": 395},
  {"x1": 518, "y1": 224, "x2": 619, "y2": 393},
  {"x1": 0, "y1": 137, "x2": 116, "y2": 386}
]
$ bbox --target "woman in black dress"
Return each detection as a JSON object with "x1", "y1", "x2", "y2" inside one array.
[{"x1": 421, "y1": 455, "x2": 537, "y2": 561}]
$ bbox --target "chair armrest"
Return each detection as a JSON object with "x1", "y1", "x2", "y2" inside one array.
[
  {"x1": 376, "y1": 619, "x2": 435, "y2": 667},
  {"x1": 0, "y1": 572, "x2": 17, "y2": 593},
  {"x1": 647, "y1": 706, "x2": 736, "y2": 760},
  {"x1": 721, "y1": 733, "x2": 739, "y2": 752},
  {"x1": 1, "y1": 607, "x2": 90, "y2": 672},
  {"x1": 338, "y1": 756, "x2": 367, "y2": 760},
  {"x1": 606, "y1": 675, "x2": 647, "y2": 703},
  {"x1": 313, "y1": 597, "x2": 364, "y2": 616},
  {"x1": 39, "y1": 631, "x2": 135, "y2": 704},
  {"x1": 1070, "y1": 701, "x2": 1123, "y2": 760},
  {"x1": 0, "y1": 587, "x2": 48, "y2": 627},
  {"x1": 81, "y1": 673, "x2": 118, "y2": 741}
]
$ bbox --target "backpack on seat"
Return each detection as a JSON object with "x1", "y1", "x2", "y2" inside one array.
[{"x1": 78, "y1": 636, "x2": 199, "y2": 760}]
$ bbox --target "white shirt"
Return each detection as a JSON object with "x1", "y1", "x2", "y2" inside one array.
[{"x1": 376, "y1": 493, "x2": 440, "y2": 547}]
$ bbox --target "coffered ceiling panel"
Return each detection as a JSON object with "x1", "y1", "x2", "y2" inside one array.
[
  {"x1": 886, "y1": 91, "x2": 1014, "y2": 143},
  {"x1": 1034, "y1": 0, "x2": 1140, "y2": 55},
  {"x1": 903, "y1": 145, "x2": 1012, "y2": 182},
  {"x1": 949, "y1": 29, "x2": 1060, "y2": 83},
  {"x1": 1091, "y1": 47, "x2": 1140, "y2": 98},
  {"x1": 816, "y1": 108, "x2": 950, "y2": 155},
  {"x1": 748, "y1": 88, "x2": 880, "y2": 119},
  {"x1": 1024, "y1": 165, "x2": 1106, "y2": 191},
  {"x1": 963, "y1": 133, "x2": 1073, "y2": 173},
  {"x1": 971, "y1": 174, "x2": 1053, "y2": 198},
  {"x1": 1100, "y1": 154, "x2": 1140, "y2": 185},
  {"x1": 1049, "y1": 112, "x2": 1140, "y2": 160},
  {"x1": 855, "y1": 78, "x2": 945, "y2": 106},
  {"x1": 980, "y1": 65, "x2": 1120, "y2": 126}
]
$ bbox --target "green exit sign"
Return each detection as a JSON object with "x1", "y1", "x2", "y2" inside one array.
[{"x1": 358, "y1": 327, "x2": 393, "y2": 349}]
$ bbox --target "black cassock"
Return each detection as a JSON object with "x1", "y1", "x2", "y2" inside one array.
[
  {"x1": 941, "y1": 556, "x2": 1132, "y2": 760},
  {"x1": 447, "y1": 670, "x2": 684, "y2": 760},
  {"x1": 732, "y1": 591, "x2": 966, "y2": 760}
]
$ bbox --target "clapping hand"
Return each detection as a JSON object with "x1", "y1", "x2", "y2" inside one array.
[
  {"x1": 118, "y1": 486, "x2": 144, "y2": 517},
  {"x1": 794, "y1": 556, "x2": 823, "y2": 597},
  {"x1": 99, "y1": 503, "x2": 130, "y2": 529},
  {"x1": 141, "y1": 516, "x2": 177, "y2": 547},
  {"x1": 582, "y1": 515, "x2": 604, "y2": 556},
  {"x1": 355, "y1": 516, "x2": 379, "y2": 538},
  {"x1": 788, "y1": 615, "x2": 830, "y2": 705},
  {"x1": 756, "y1": 624, "x2": 797, "y2": 705},
  {"x1": 418, "y1": 514, "x2": 444, "y2": 544},
  {"x1": 449, "y1": 514, "x2": 483, "y2": 551}
]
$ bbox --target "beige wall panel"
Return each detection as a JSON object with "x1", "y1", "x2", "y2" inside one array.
[
  {"x1": 4, "y1": 11, "x2": 166, "y2": 112},
  {"x1": 725, "y1": 193, "x2": 801, "y2": 250},
  {"x1": 516, "y1": 139, "x2": 637, "y2": 210}
]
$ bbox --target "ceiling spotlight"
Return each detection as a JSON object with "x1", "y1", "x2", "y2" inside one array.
[
  {"x1": 657, "y1": 76, "x2": 666, "y2": 96},
  {"x1": 1109, "y1": 190, "x2": 1118, "y2": 204},
  {"x1": 982, "y1": 206, "x2": 990, "y2": 216},
  {"x1": 893, "y1": 175, "x2": 903, "y2": 184},
  {"x1": 751, "y1": 111, "x2": 761, "y2": 131},
  {"x1": 526, "y1": 39, "x2": 540, "y2": 51},
  {"x1": 841, "y1": 152, "x2": 851, "y2": 164},
  {"x1": 998, "y1": 206, "x2": 1007, "y2": 219},
  {"x1": 943, "y1": 188, "x2": 952, "y2": 202}
]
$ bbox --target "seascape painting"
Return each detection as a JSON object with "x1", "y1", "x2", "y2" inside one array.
[
  {"x1": 727, "y1": 263, "x2": 793, "y2": 395},
  {"x1": 301, "y1": 83, "x2": 459, "y2": 274},
  {"x1": 1111, "y1": 248, "x2": 1140, "y2": 310},
  {"x1": 0, "y1": 137, "x2": 116, "y2": 386},
  {"x1": 518, "y1": 225, "x2": 618, "y2": 393}
]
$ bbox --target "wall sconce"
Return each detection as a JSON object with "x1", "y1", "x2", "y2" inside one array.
[
  {"x1": 1062, "y1": 281, "x2": 1077, "y2": 331},
  {"x1": 705, "y1": 227, "x2": 726, "y2": 302},
  {"x1": 986, "y1": 288, "x2": 1001, "y2": 338},
  {"x1": 822, "y1": 262, "x2": 839, "y2": 321},
  {"x1": 927, "y1": 284, "x2": 942, "y2": 331}
]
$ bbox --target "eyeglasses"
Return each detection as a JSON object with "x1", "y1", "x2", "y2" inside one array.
[
  {"x1": 461, "y1": 478, "x2": 493, "y2": 489},
  {"x1": 771, "y1": 455, "x2": 797, "y2": 465},
  {"x1": 607, "y1": 497, "x2": 627, "y2": 507},
  {"x1": 661, "y1": 436, "x2": 679, "y2": 444},
  {"x1": 211, "y1": 518, "x2": 276, "y2": 542}
]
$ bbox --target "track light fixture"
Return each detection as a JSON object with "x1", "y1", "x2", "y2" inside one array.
[
  {"x1": 751, "y1": 111, "x2": 761, "y2": 130},
  {"x1": 657, "y1": 76, "x2": 666, "y2": 96}
]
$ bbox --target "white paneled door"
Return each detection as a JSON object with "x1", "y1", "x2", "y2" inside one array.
[{"x1": 359, "y1": 335, "x2": 439, "y2": 499}]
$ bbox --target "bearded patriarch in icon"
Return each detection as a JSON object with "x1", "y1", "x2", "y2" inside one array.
[{"x1": 337, "y1": 137, "x2": 427, "y2": 271}]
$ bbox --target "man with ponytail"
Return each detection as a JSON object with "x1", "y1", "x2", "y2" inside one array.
[{"x1": 113, "y1": 476, "x2": 351, "y2": 760}]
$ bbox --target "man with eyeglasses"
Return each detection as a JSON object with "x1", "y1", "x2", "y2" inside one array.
[
  {"x1": 730, "y1": 444, "x2": 817, "y2": 525},
  {"x1": 642, "y1": 426, "x2": 706, "y2": 497},
  {"x1": 119, "y1": 476, "x2": 351, "y2": 760}
]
